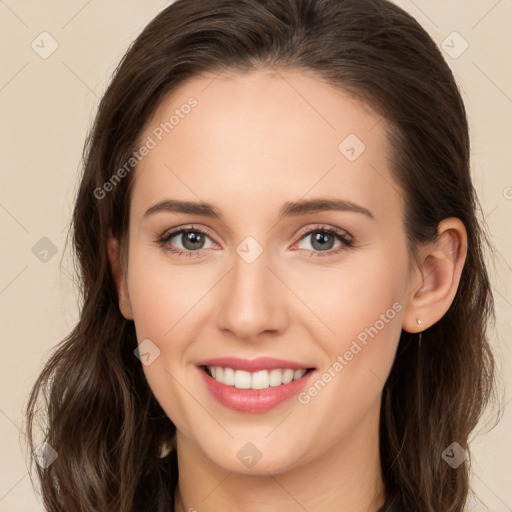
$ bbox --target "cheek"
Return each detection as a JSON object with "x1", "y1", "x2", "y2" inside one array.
[
  {"x1": 126, "y1": 245, "x2": 209, "y2": 342},
  {"x1": 292, "y1": 245, "x2": 407, "y2": 346},
  {"x1": 301, "y1": 249, "x2": 406, "y2": 393},
  {"x1": 126, "y1": 249, "x2": 211, "y2": 429}
]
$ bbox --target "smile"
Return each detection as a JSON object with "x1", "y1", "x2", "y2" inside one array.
[{"x1": 195, "y1": 357, "x2": 316, "y2": 413}]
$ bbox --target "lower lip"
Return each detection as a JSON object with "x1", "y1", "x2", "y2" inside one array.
[{"x1": 198, "y1": 367, "x2": 315, "y2": 413}]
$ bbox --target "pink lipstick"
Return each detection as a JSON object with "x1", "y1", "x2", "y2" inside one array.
[{"x1": 196, "y1": 357, "x2": 315, "y2": 413}]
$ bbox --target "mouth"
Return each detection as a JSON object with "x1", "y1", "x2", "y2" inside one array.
[
  {"x1": 195, "y1": 357, "x2": 316, "y2": 413},
  {"x1": 201, "y1": 365, "x2": 315, "y2": 390}
]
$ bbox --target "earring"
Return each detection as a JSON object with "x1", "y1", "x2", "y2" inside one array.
[{"x1": 417, "y1": 319, "x2": 423, "y2": 348}]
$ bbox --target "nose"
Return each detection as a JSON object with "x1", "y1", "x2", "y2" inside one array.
[{"x1": 214, "y1": 247, "x2": 289, "y2": 342}]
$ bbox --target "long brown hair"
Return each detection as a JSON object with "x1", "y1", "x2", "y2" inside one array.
[{"x1": 24, "y1": 0, "x2": 499, "y2": 510}]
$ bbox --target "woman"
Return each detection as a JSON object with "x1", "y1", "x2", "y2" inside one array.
[{"x1": 25, "y1": 0, "x2": 498, "y2": 510}]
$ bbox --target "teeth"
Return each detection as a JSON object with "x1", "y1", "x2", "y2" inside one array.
[
  {"x1": 224, "y1": 367, "x2": 235, "y2": 386},
  {"x1": 234, "y1": 370, "x2": 251, "y2": 389},
  {"x1": 269, "y1": 369, "x2": 283, "y2": 387},
  {"x1": 282, "y1": 368, "x2": 294, "y2": 384},
  {"x1": 206, "y1": 366, "x2": 307, "y2": 390}
]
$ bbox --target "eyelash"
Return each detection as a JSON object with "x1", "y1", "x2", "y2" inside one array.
[{"x1": 156, "y1": 224, "x2": 355, "y2": 258}]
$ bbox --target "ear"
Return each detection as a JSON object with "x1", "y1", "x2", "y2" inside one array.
[
  {"x1": 107, "y1": 230, "x2": 134, "y2": 320},
  {"x1": 402, "y1": 218, "x2": 467, "y2": 333}
]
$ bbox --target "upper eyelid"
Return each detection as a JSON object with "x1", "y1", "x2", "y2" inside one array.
[
  {"x1": 295, "y1": 224, "x2": 352, "y2": 240},
  {"x1": 162, "y1": 225, "x2": 217, "y2": 242}
]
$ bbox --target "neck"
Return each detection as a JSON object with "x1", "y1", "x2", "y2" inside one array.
[{"x1": 173, "y1": 402, "x2": 386, "y2": 512}]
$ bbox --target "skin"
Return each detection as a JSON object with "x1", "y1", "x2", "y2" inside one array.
[{"x1": 108, "y1": 68, "x2": 467, "y2": 512}]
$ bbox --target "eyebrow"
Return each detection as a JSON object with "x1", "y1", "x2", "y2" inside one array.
[{"x1": 143, "y1": 197, "x2": 375, "y2": 221}]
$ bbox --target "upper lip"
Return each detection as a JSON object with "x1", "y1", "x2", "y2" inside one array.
[{"x1": 195, "y1": 356, "x2": 315, "y2": 372}]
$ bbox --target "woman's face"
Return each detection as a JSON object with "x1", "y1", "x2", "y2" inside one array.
[{"x1": 118, "y1": 69, "x2": 416, "y2": 474}]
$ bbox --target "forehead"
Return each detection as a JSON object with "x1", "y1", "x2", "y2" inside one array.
[{"x1": 131, "y1": 68, "x2": 403, "y2": 226}]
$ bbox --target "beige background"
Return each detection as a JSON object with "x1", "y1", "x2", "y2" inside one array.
[{"x1": 1, "y1": 1, "x2": 511, "y2": 510}]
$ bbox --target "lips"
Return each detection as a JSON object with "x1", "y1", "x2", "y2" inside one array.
[{"x1": 195, "y1": 356, "x2": 316, "y2": 413}]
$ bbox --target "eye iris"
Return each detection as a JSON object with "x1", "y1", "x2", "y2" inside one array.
[
  {"x1": 182, "y1": 231, "x2": 205, "y2": 250},
  {"x1": 311, "y1": 231, "x2": 335, "y2": 251}
]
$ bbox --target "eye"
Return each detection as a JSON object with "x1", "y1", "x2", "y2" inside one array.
[
  {"x1": 293, "y1": 225, "x2": 354, "y2": 257},
  {"x1": 157, "y1": 225, "x2": 217, "y2": 257}
]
